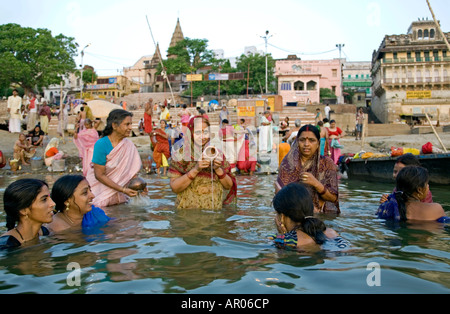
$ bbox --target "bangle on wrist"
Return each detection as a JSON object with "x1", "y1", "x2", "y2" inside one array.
[
  {"x1": 217, "y1": 171, "x2": 227, "y2": 180},
  {"x1": 318, "y1": 185, "x2": 327, "y2": 196},
  {"x1": 186, "y1": 171, "x2": 195, "y2": 180}
]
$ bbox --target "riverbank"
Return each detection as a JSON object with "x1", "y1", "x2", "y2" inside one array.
[{"x1": 1, "y1": 129, "x2": 449, "y2": 175}]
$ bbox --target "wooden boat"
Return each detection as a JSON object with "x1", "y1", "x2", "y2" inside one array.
[{"x1": 343, "y1": 153, "x2": 450, "y2": 185}]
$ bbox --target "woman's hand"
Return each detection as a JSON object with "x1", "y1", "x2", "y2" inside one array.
[
  {"x1": 380, "y1": 194, "x2": 389, "y2": 204},
  {"x1": 275, "y1": 215, "x2": 287, "y2": 234},
  {"x1": 196, "y1": 159, "x2": 211, "y2": 170},
  {"x1": 212, "y1": 157, "x2": 223, "y2": 171},
  {"x1": 300, "y1": 172, "x2": 320, "y2": 188},
  {"x1": 122, "y1": 187, "x2": 138, "y2": 198}
]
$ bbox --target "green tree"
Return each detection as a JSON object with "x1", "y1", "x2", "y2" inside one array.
[
  {"x1": 236, "y1": 53, "x2": 276, "y2": 95},
  {"x1": 160, "y1": 37, "x2": 215, "y2": 75},
  {"x1": 0, "y1": 23, "x2": 78, "y2": 93},
  {"x1": 320, "y1": 88, "x2": 337, "y2": 101}
]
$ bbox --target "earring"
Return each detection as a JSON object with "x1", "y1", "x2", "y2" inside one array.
[{"x1": 65, "y1": 202, "x2": 70, "y2": 211}]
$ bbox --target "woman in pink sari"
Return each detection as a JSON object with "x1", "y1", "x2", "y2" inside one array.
[
  {"x1": 73, "y1": 119, "x2": 99, "y2": 176},
  {"x1": 86, "y1": 109, "x2": 142, "y2": 208}
]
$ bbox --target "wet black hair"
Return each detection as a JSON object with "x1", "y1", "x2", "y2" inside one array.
[
  {"x1": 3, "y1": 179, "x2": 48, "y2": 230},
  {"x1": 272, "y1": 183, "x2": 328, "y2": 245},
  {"x1": 396, "y1": 153, "x2": 421, "y2": 167},
  {"x1": 51, "y1": 175, "x2": 86, "y2": 213},
  {"x1": 395, "y1": 166, "x2": 429, "y2": 221}
]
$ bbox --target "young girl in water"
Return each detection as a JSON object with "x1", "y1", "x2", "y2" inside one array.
[
  {"x1": 270, "y1": 182, "x2": 349, "y2": 251},
  {"x1": 1, "y1": 179, "x2": 55, "y2": 249},
  {"x1": 47, "y1": 175, "x2": 110, "y2": 233}
]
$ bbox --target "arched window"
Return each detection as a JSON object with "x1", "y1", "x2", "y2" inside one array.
[
  {"x1": 307, "y1": 80, "x2": 317, "y2": 90},
  {"x1": 424, "y1": 29, "x2": 429, "y2": 39},
  {"x1": 294, "y1": 81, "x2": 304, "y2": 91},
  {"x1": 430, "y1": 29, "x2": 435, "y2": 38},
  {"x1": 418, "y1": 29, "x2": 423, "y2": 39}
]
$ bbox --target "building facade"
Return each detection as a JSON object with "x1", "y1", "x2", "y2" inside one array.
[
  {"x1": 343, "y1": 61, "x2": 372, "y2": 107},
  {"x1": 85, "y1": 75, "x2": 140, "y2": 101},
  {"x1": 371, "y1": 19, "x2": 450, "y2": 123},
  {"x1": 275, "y1": 55, "x2": 343, "y2": 105}
]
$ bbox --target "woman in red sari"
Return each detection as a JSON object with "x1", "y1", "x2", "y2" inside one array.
[
  {"x1": 169, "y1": 116, "x2": 237, "y2": 210},
  {"x1": 276, "y1": 124, "x2": 340, "y2": 214},
  {"x1": 151, "y1": 120, "x2": 171, "y2": 176}
]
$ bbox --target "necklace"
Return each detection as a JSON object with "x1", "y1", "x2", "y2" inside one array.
[
  {"x1": 14, "y1": 227, "x2": 37, "y2": 243},
  {"x1": 63, "y1": 212, "x2": 76, "y2": 225},
  {"x1": 14, "y1": 227, "x2": 24, "y2": 241}
]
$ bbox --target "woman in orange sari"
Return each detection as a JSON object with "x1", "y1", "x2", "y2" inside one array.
[
  {"x1": 151, "y1": 120, "x2": 171, "y2": 176},
  {"x1": 169, "y1": 116, "x2": 237, "y2": 210}
]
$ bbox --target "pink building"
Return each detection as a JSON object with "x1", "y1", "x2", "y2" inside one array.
[{"x1": 275, "y1": 56, "x2": 343, "y2": 105}]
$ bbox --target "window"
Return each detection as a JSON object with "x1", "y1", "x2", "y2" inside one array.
[
  {"x1": 332, "y1": 86, "x2": 336, "y2": 93},
  {"x1": 280, "y1": 82, "x2": 292, "y2": 90},
  {"x1": 418, "y1": 29, "x2": 423, "y2": 39},
  {"x1": 332, "y1": 69, "x2": 338, "y2": 77},
  {"x1": 430, "y1": 29, "x2": 435, "y2": 38},
  {"x1": 415, "y1": 51, "x2": 421, "y2": 61},
  {"x1": 307, "y1": 80, "x2": 317, "y2": 91},
  {"x1": 294, "y1": 81, "x2": 304, "y2": 91},
  {"x1": 424, "y1": 29, "x2": 429, "y2": 39},
  {"x1": 348, "y1": 75, "x2": 352, "y2": 79}
]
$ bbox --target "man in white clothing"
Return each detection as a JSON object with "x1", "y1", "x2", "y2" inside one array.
[
  {"x1": 7, "y1": 89, "x2": 23, "y2": 133},
  {"x1": 324, "y1": 104, "x2": 331, "y2": 120}
]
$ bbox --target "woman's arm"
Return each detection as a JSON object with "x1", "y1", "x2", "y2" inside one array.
[
  {"x1": 301, "y1": 172, "x2": 338, "y2": 203},
  {"x1": 213, "y1": 159, "x2": 233, "y2": 190},
  {"x1": 93, "y1": 164, "x2": 137, "y2": 197},
  {"x1": 169, "y1": 163, "x2": 203, "y2": 194}
]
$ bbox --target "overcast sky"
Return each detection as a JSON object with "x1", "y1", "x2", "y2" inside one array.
[{"x1": 2, "y1": 0, "x2": 449, "y2": 76}]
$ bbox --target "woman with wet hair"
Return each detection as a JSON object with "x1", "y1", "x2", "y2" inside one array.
[
  {"x1": 377, "y1": 166, "x2": 447, "y2": 222},
  {"x1": 1, "y1": 179, "x2": 55, "y2": 249},
  {"x1": 47, "y1": 175, "x2": 110, "y2": 233},
  {"x1": 270, "y1": 183, "x2": 348, "y2": 251}
]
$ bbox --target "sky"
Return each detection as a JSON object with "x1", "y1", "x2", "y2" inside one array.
[{"x1": 2, "y1": 0, "x2": 449, "y2": 76}]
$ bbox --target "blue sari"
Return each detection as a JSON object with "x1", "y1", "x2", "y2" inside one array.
[{"x1": 82, "y1": 206, "x2": 111, "y2": 232}]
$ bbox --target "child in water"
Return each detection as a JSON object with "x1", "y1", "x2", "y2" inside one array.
[{"x1": 269, "y1": 182, "x2": 349, "y2": 251}]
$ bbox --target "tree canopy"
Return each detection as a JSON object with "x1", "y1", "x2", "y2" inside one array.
[
  {"x1": 158, "y1": 37, "x2": 277, "y2": 98},
  {"x1": 0, "y1": 23, "x2": 78, "y2": 92}
]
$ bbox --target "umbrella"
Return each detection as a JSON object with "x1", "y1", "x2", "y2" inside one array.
[
  {"x1": 209, "y1": 100, "x2": 219, "y2": 106},
  {"x1": 73, "y1": 100, "x2": 123, "y2": 118}
]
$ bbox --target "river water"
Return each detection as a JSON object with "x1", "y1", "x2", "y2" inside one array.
[{"x1": 0, "y1": 173, "x2": 449, "y2": 294}]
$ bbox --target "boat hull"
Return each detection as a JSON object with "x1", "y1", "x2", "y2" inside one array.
[{"x1": 345, "y1": 153, "x2": 450, "y2": 185}]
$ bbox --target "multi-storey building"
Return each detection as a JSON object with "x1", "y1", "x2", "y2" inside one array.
[
  {"x1": 275, "y1": 55, "x2": 343, "y2": 105},
  {"x1": 371, "y1": 18, "x2": 450, "y2": 123},
  {"x1": 343, "y1": 61, "x2": 372, "y2": 107}
]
